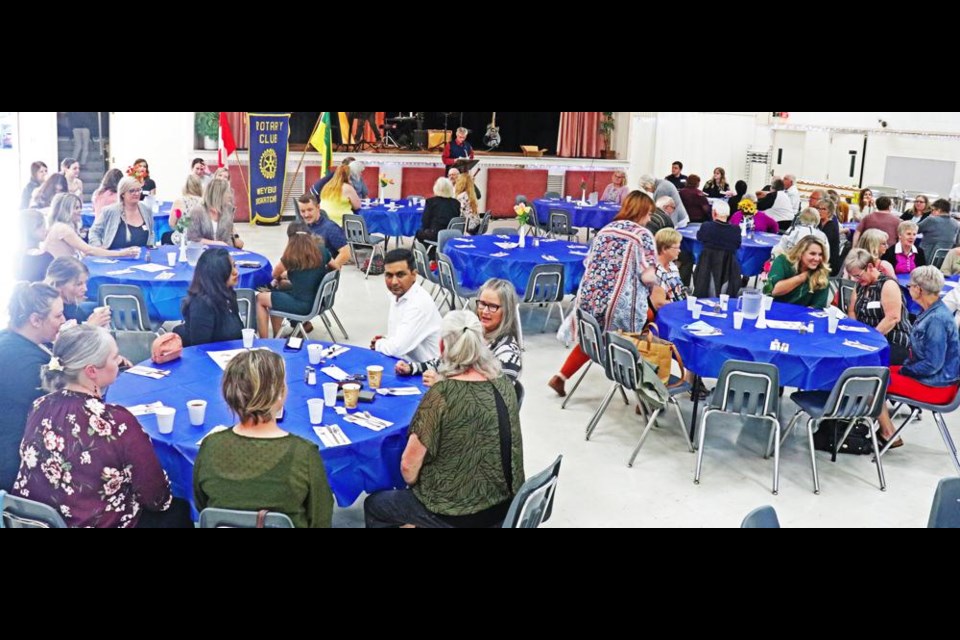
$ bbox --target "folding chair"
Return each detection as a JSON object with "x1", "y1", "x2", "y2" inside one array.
[
  {"x1": 342, "y1": 213, "x2": 387, "y2": 279},
  {"x1": 501, "y1": 455, "x2": 562, "y2": 528},
  {"x1": 884, "y1": 386, "x2": 960, "y2": 475},
  {"x1": 0, "y1": 490, "x2": 68, "y2": 528},
  {"x1": 520, "y1": 263, "x2": 566, "y2": 333},
  {"x1": 740, "y1": 505, "x2": 781, "y2": 528},
  {"x1": 198, "y1": 507, "x2": 294, "y2": 528}
]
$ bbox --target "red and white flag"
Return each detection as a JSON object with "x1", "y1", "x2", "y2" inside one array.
[{"x1": 218, "y1": 112, "x2": 237, "y2": 168}]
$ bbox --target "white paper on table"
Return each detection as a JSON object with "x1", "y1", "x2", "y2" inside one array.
[
  {"x1": 131, "y1": 263, "x2": 172, "y2": 273},
  {"x1": 125, "y1": 365, "x2": 170, "y2": 379},
  {"x1": 493, "y1": 242, "x2": 518, "y2": 250},
  {"x1": 91, "y1": 259, "x2": 119, "y2": 264},
  {"x1": 685, "y1": 321, "x2": 722, "y2": 336},
  {"x1": 842, "y1": 339, "x2": 881, "y2": 352},
  {"x1": 106, "y1": 269, "x2": 136, "y2": 276},
  {"x1": 569, "y1": 250, "x2": 589, "y2": 257},
  {"x1": 376, "y1": 387, "x2": 422, "y2": 396},
  {"x1": 489, "y1": 252, "x2": 510, "y2": 258},
  {"x1": 496, "y1": 235, "x2": 510, "y2": 239},
  {"x1": 700, "y1": 311, "x2": 728, "y2": 319},
  {"x1": 207, "y1": 348, "x2": 249, "y2": 370},
  {"x1": 837, "y1": 325, "x2": 870, "y2": 333},
  {"x1": 762, "y1": 320, "x2": 808, "y2": 331},
  {"x1": 567, "y1": 245, "x2": 583, "y2": 249},
  {"x1": 230, "y1": 251, "x2": 250, "y2": 256},
  {"x1": 538, "y1": 238, "x2": 559, "y2": 243},
  {"x1": 808, "y1": 311, "x2": 830, "y2": 318},
  {"x1": 196, "y1": 425, "x2": 229, "y2": 446},
  {"x1": 313, "y1": 425, "x2": 351, "y2": 447},
  {"x1": 320, "y1": 365, "x2": 350, "y2": 381},
  {"x1": 453, "y1": 244, "x2": 476, "y2": 250},
  {"x1": 322, "y1": 345, "x2": 350, "y2": 358},
  {"x1": 154, "y1": 271, "x2": 176, "y2": 280},
  {"x1": 541, "y1": 254, "x2": 559, "y2": 262},
  {"x1": 127, "y1": 401, "x2": 167, "y2": 416}
]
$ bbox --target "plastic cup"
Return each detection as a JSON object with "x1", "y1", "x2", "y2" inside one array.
[
  {"x1": 155, "y1": 407, "x2": 175, "y2": 434},
  {"x1": 187, "y1": 400, "x2": 207, "y2": 426},
  {"x1": 686, "y1": 296, "x2": 698, "y2": 312},
  {"x1": 733, "y1": 311, "x2": 744, "y2": 329},
  {"x1": 565, "y1": 195, "x2": 572, "y2": 202},
  {"x1": 691, "y1": 304, "x2": 702, "y2": 320},
  {"x1": 719, "y1": 294, "x2": 730, "y2": 311},
  {"x1": 308, "y1": 344, "x2": 324, "y2": 365},
  {"x1": 763, "y1": 295, "x2": 773, "y2": 311},
  {"x1": 322, "y1": 382, "x2": 339, "y2": 407},
  {"x1": 367, "y1": 365, "x2": 384, "y2": 390},
  {"x1": 166, "y1": 252, "x2": 176, "y2": 267},
  {"x1": 343, "y1": 383, "x2": 361, "y2": 410},
  {"x1": 828, "y1": 314, "x2": 840, "y2": 334},
  {"x1": 307, "y1": 398, "x2": 325, "y2": 424},
  {"x1": 242, "y1": 328, "x2": 255, "y2": 349}
]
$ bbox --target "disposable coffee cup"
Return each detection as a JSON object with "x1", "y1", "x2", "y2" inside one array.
[
  {"x1": 166, "y1": 252, "x2": 177, "y2": 267},
  {"x1": 307, "y1": 398, "x2": 325, "y2": 424},
  {"x1": 367, "y1": 365, "x2": 384, "y2": 390},
  {"x1": 155, "y1": 407, "x2": 175, "y2": 434},
  {"x1": 686, "y1": 296, "x2": 698, "y2": 312},
  {"x1": 308, "y1": 344, "x2": 324, "y2": 365},
  {"x1": 691, "y1": 304, "x2": 702, "y2": 320},
  {"x1": 343, "y1": 383, "x2": 361, "y2": 410},
  {"x1": 733, "y1": 311, "x2": 744, "y2": 330},
  {"x1": 187, "y1": 400, "x2": 207, "y2": 426},
  {"x1": 242, "y1": 328, "x2": 255, "y2": 349},
  {"x1": 828, "y1": 314, "x2": 840, "y2": 334},
  {"x1": 763, "y1": 295, "x2": 773, "y2": 311}
]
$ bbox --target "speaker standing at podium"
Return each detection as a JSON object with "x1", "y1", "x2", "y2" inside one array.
[{"x1": 442, "y1": 127, "x2": 474, "y2": 175}]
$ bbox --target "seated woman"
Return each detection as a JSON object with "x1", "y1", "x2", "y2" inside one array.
[
  {"x1": 844, "y1": 249, "x2": 912, "y2": 363},
  {"x1": 765, "y1": 235, "x2": 831, "y2": 308},
  {"x1": 187, "y1": 179, "x2": 244, "y2": 249},
  {"x1": 91, "y1": 168, "x2": 123, "y2": 219},
  {"x1": 45, "y1": 257, "x2": 110, "y2": 327},
  {"x1": 875, "y1": 266, "x2": 960, "y2": 448},
  {"x1": 13, "y1": 324, "x2": 192, "y2": 527},
  {"x1": 649, "y1": 228, "x2": 687, "y2": 311},
  {"x1": 256, "y1": 229, "x2": 325, "y2": 338},
  {"x1": 17, "y1": 209, "x2": 53, "y2": 282},
  {"x1": 728, "y1": 196, "x2": 779, "y2": 233},
  {"x1": 178, "y1": 248, "x2": 243, "y2": 347},
  {"x1": 44, "y1": 193, "x2": 139, "y2": 260},
  {"x1": 900, "y1": 194, "x2": 931, "y2": 223},
  {"x1": 133, "y1": 158, "x2": 157, "y2": 197},
  {"x1": 90, "y1": 177, "x2": 156, "y2": 250},
  {"x1": 415, "y1": 177, "x2": 460, "y2": 246},
  {"x1": 171, "y1": 174, "x2": 204, "y2": 233},
  {"x1": 61, "y1": 158, "x2": 83, "y2": 198},
  {"x1": 319, "y1": 164, "x2": 361, "y2": 226},
  {"x1": 851, "y1": 228, "x2": 896, "y2": 278},
  {"x1": 31, "y1": 173, "x2": 68, "y2": 210},
  {"x1": 365, "y1": 310, "x2": 524, "y2": 528},
  {"x1": 194, "y1": 349, "x2": 333, "y2": 528},
  {"x1": 21, "y1": 161, "x2": 48, "y2": 210},
  {"x1": 881, "y1": 220, "x2": 927, "y2": 274},
  {"x1": 702, "y1": 167, "x2": 733, "y2": 198},
  {"x1": 455, "y1": 172, "x2": 481, "y2": 234},
  {"x1": 726, "y1": 179, "x2": 748, "y2": 215},
  {"x1": 0, "y1": 283, "x2": 64, "y2": 491},
  {"x1": 397, "y1": 278, "x2": 522, "y2": 384},
  {"x1": 772, "y1": 208, "x2": 828, "y2": 258},
  {"x1": 848, "y1": 188, "x2": 876, "y2": 222},
  {"x1": 601, "y1": 170, "x2": 629, "y2": 205}
]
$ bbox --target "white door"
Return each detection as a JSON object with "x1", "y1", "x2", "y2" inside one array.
[
  {"x1": 826, "y1": 133, "x2": 865, "y2": 187},
  {"x1": 772, "y1": 130, "x2": 805, "y2": 179}
]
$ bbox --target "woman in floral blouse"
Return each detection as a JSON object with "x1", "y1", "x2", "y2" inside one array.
[{"x1": 13, "y1": 324, "x2": 192, "y2": 528}]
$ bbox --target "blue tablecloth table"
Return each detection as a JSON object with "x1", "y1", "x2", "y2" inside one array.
[
  {"x1": 679, "y1": 223, "x2": 781, "y2": 277},
  {"x1": 533, "y1": 198, "x2": 621, "y2": 230},
  {"x1": 359, "y1": 199, "x2": 423, "y2": 242}
]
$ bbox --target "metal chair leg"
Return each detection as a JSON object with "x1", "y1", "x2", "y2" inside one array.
[
  {"x1": 933, "y1": 411, "x2": 960, "y2": 475},
  {"x1": 585, "y1": 383, "x2": 618, "y2": 441},
  {"x1": 806, "y1": 418, "x2": 821, "y2": 494},
  {"x1": 693, "y1": 410, "x2": 713, "y2": 484},
  {"x1": 328, "y1": 309, "x2": 349, "y2": 340},
  {"x1": 561, "y1": 362, "x2": 591, "y2": 409},
  {"x1": 628, "y1": 408, "x2": 663, "y2": 467}
]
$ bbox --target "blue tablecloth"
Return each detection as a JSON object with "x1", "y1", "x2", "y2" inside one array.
[
  {"x1": 679, "y1": 223, "x2": 780, "y2": 276},
  {"x1": 107, "y1": 339, "x2": 426, "y2": 510},
  {"x1": 443, "y1": 234, "x2": 587, "y2": 296},
  {"x1": 533, "y1": 198, "x2": 621, "y2": 229},
  {"x1": 81, "y1": 201, "x2": 174, "y2": 239},
  {"x1": 657, "y1": 300, "x2": 890, "y2": 390},
  {"x1": 85, "y1": 246, "x2": 272, "y2": 322},
  {"x1": 897, "y1": 273, "x2": 960, "y2": 314},
  {"x1": 359, "y1": 199, "x2": 423, "y2": 238}
]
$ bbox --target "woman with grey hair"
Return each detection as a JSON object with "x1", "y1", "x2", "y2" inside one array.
[
  {"x1": 844, "y1": 248, "x2": 912, "y2": 363},
  {"x1": 366, "y1": 310, "x2": 524, "y2": 528},
  {"x1": 772, "y1": 207, "x2": 828, "y2": 258},
  {"x1": 874, "y1": 266, "x2": 960, "y2": 448},
  {"x1": 601, "y1": 170, "x2": 629, "y2": 205},
  {"x1": 187, "y1": 178, "x2": 244, "y2": 248},
  {"x1": 44, "y1": 193, "x2": 139, "y2": 260},
  {"x1": 415, "y1": 177, "x2": 459, "y2": 247},
  {"x1": 90, "y1": 176, "x2": 156, "y2": 249},
  {"x1": 0, "y1": 282, "x2": 65, "y2": 490},
  {"x1": 397, "y1": 278, "x2": 523, "y2": 384},
  {"x1": 13, "y1": 324, "x2": 192, "y2": 527},
  {"x1": 348, "y1": 160, "x2": 369, "y2": 200},
  {"x1": 881, "y1": 220, "x2": 927, "y2": 274}
]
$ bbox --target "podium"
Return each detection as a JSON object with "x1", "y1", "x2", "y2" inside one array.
[{"x1": 453, "y1": 158, "x2": 479, "y2": 172}]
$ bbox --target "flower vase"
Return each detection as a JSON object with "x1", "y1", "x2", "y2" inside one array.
[
  {"x1": 581, "y1": 189, "x2": 586, "y2": 204},
  {"x1": 518, "y1": 226, "x2": 527, "y2": 248}
]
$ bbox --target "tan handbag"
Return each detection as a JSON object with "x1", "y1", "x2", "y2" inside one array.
[{"x1": 619, "y1": 324, "x2": 685, "y2": 387}]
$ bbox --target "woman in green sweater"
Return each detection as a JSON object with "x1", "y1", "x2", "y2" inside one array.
[
  {"x1": 765, "y1": 235, "x2": 831, "y2": 308},
  {"x1": 194, "y1": 349, "x2": 333, "y2": 528}
]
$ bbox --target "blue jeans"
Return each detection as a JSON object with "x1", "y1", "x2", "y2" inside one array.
[{"x1": 363, "y1": 490, "x2": 454, "y2": 528}]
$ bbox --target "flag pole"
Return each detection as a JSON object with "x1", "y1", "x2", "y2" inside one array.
[
  {"x1": 232, "y1": 112, "x2": 252, "y2": 225},
  {"x1": 284, "y1": 111, "x2": 326, "y2": 214}
]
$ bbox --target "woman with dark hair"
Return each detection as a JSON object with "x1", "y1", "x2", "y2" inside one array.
[
  {"x1": 17, "y1": 209, "x2": 53, "y2": 282},
  {"x1": 177, "y1": 248, "x2": 243, "y2": 347},
  {"x1": 255, "y1": 230, "x2": 325, "y2": 338},
  {"x1": 91, "y1": 168, "x2": 124, "y2": 218},
  {"x1": 133, "y1": 158, "x2": 156, "y2": 197},
  {"x1": 726, "y1": 180, "x2": 748, "y2": 216},
  {"x1": 31, "y1": 173, "x2": 68, "y2": 209},
  {"x1": 61, "y1": 158, "x2": 83, "y2": 198},
  {"x1": 21, "y1": 161, "x2": 48, "y2": 210}
]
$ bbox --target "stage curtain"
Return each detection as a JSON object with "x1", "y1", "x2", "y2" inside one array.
[{"x1": 556, "y1": 112, "x2": 601, "y2": 158}]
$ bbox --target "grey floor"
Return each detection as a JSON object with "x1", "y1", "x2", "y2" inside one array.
[{"x1": 241, "y1": 221, "x2": 958, "y2": 528}]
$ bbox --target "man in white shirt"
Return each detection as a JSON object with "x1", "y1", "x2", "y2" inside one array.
[
  {"x1": 371, "y1": 249, "x2": 442, "y2": 363},
  {"x1": 783, "y1": 174, "x2": 801, "y2": 212}
]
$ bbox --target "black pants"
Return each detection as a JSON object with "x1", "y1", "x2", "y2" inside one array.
[{"x1": 136, "y1": 497, "x2": 194, "y2": 528}]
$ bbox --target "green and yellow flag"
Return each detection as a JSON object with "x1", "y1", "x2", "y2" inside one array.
[{"x1": 308, "y1": 112, "x2": 333, "y2": 175}]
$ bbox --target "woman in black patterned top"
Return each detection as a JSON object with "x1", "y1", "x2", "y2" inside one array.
[{"x1": 844, "y1": 249, "x2": 912, "y2": 365}]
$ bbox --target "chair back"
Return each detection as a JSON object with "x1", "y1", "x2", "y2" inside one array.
[
  {"x1": 820, "y1": 366, "x2": 890, "y2": 421},
  {"x1": 316, "y1": 270, "x2": 340, "y2": 316},
  {"x1": 523, "y1": 263, "x2": 565, "y2": 304},
  {"x1": 235, "y1": 288, "x2": 257, "y2": 329},
  {"x1": 515, "y1": 195, "x2": 529, "y2": 205},
  {"x1": 447, "y1": 217, "x2": 466, "y2": 233},
  {"x1": 436, "y1": 254, "x2": 464, "y2": 298},
  {"x1": 548, "y1": 209, "x2": 574, "y2": 235},
  {"x1": 198, "y1": 507, "x2": 295, "y2": 528},
  {"x1": 0, "y1": 490, "x2": 68, "y2": 528},
  {"x1": 436, "y1": 229, "x2": 463, "y2": 255},
  {"x1": 576, "y1": 308, "x2": 606, "y2": 366},
  {"x1": 606, "y1": 331, "x2": 643, "y2": 391},
  {"x1": 709, "y1": 360, "x2": 780, "y2": 418},
  {"x1": 342, "y1": 213, "x2": 371, "y2": 244},
  {"x1": 514, "y1": 380, "x2": 525, "y2": 410},
  {"x1": 501, "y1": 455, "x2": 562, "y2": 528},
  {"x1": 740, "y1": 505, "x2": 781, "y2": 529},
  {"x1": 412, "y1": 241, "x2": 438, "y2": 285},
  {"x1": 98, "y1": 284, "x2": 151, "y2": 332},
  {"x1": 928, "y1": 477, "x2": 960, "y2": 528},
  {"x1": 477, "y1": 211, "x2": 492, "y2": 235},
  {"x1": 544, "y1": 191, "x2": 561, "y2": 200},
  {"x1": 931, "y1": 248, "x2": 949, "y2": 270},
  {"x1": 113, "y1": 330, "x2": 157, "y2": 365},
  {"x1": 837, "y1": 278, "x2": 856, "y2": 314}
]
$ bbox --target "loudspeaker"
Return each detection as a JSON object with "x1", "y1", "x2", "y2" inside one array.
[{"x1": 413, "y1": 129, "x2": 428, "y2": 150}]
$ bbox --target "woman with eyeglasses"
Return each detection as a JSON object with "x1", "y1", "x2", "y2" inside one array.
[
  {"x1": 601, "y1": 170, "x2": 629, "y2": 205},
  {"x1": 89, "y1": 177, "x2": 156, "y2": 250},
  {"x1": 844, "y1": 249, "x2": 912, "y2": 363},
  {"x1": 874, "y1": 266, "x2": 960, "y2": 449},
  {"x1": 881, "y1": 220, "x2": 927, "y2": 275},
  {"x1": 900, "y1": 194, "x2": 931, "y2": 223},
  {"x1": 816, "y1": 198, "x2": 842, "y2": 276},
  {"x1": 396, "y1": 278, "x2": 522, "y2": 386}
]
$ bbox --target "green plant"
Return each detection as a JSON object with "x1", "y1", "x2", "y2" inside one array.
[
  {"x1": 195, "y1": 112, "x2": 219, "y2": 138},
  {"x1": 599, "y1": 112, "x2": 615, "y2": 146}
]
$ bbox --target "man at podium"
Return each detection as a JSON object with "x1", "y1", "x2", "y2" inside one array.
[{"x1": 442, "y1": 127, "x2": 475, "y2": 175}]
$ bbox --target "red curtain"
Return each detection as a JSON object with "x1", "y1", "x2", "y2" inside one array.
[
  {"x1": 556, "y1": 112, "x2": 602, "y2": 158},
  {"x1": 225, "y1": 112, "x2": 248, "y2": 149}
]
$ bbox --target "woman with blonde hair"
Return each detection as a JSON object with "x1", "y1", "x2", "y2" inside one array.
[
  {"x1": 320, "y1": 164, "x2": 360, "y2": 226},
  {"x1": 765, "y1": 235, "x2": 831, "y2": 308},
  {"x1": 455, "y1": 172, "x2": 481, "y2": 233},
  {"x1": 187, "y1": 178, "x2": 244, "y2": 248},
  {"x1": 854, "y1": 228, "x2": 896, "y2": 277},
  {"x1": 44, "y1": 193, "x2": 139, "y2": 260},
  {"x1": 90, "y1": 176, "x2": 156, "y2": 250},
  {"x1": 702, "y1": 167, "x2": 732, "y2": 198},
  {"x1": 601, "y1": 170, "x2": 629, "y2": 205},
  {"x1": 172, "y1": 174, "x2": 205, "y2": 230}
]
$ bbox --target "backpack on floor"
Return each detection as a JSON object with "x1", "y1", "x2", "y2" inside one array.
[{"x1": 813, "y1": 419, "x2": 874, "y2": 455}]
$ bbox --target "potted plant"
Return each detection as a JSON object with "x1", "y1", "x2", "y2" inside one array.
[
  {"x1": 599, "y1": 112, "x2": 616, "y2": 159},
  {"x1": 195, "y1": 111, "x2": 219, "y2": 150}
]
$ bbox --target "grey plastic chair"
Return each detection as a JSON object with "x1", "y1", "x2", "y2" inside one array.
[
  {"x1": 412, "y1": 241, "x2": 441, "y2": 296},
  {"x1": 270, "y1": 270, "x2": 347, "y2": 341},
  {"x1": 0, "y1": 490, "x2": 68, "y2": 528},
  {"x1": 885, "y1": 386, "x2": 960, "y2": 475},
  {"x1": 696, "y1": 360, "x2": 781, "y2": 494},
  {"x1": 425, "y1": 228, "x2": 462, "y2": 256},
  {"x1": 98, "y1": 284, "x2": 158, "y2": 332},
  {"x1": 931, "y1": 248, "x2": 949, "y2": 270},
  {"x1": 342, "y1": 213, "x2": 387, "y2": 279},
  {"x1": 447, "y1": 217, "x2": 466, "y2": 233},
  {"x1": 477, "y1": 211, "x2": 492, "y2": 235},
  {"x1": 543, "y1": 191, "x2": 561, "y2": 200},
  {"x1": 781, "y1": 366, "x2": 890, "y2": 494},
  {"x1": 837, "y1": 278, "x2": 856, "y2": 314},
  {"x1": 741, "y1": 505, "x2": 781, "y2": 528},
  {"x1": 562, "y1": 308, "x2": 628, "y2": 410},
  {"x1": 548, "y1": 209, "x2": 580, "y2": 241},
  {"x1": 928, "y1": 478, "x2": 960, "y2": 528},
  {"x1": 501, "y1": 455, "x2": 562, "y2": 528},
  {"x1": 436, "y1": 254, "x2": 479, "y2": 311},
  {"x1": 198, "y1": 507, "x2": 295, "y2": 528},
  {"x1": 113, "y1": 330, "x2": 157, "y2": 365},
  {"x1": 235, "y1": 288, "x2": 257, "y2": 330},
  {"x1": 521, "y1": 264, "x2": 566, "y2": 333}
]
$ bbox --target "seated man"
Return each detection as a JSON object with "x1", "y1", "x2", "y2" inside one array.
[
  {"x1": 370, "y1": 249, "x2": 442, "y2": 363},
  {"x1": 296, "y1": 193, "x2": 351, "y2": 271}
]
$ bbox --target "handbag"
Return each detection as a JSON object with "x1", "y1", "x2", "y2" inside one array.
[
  {"x1": 151, "y1": 332, "x2": 183, "y2": 364},
  {"x1": 619, "y1": 323, "x2": 685, "y2": 387}
]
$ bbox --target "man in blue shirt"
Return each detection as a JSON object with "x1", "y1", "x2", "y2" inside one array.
[
  {"x1": 442, "y1": 127, "x2": 475, "y2": 175},
  {"x1": 297, "y1": 194, "x2": 351, "y2": 271}
]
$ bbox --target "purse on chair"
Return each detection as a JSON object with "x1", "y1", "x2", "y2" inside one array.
[
  {"x1": 151, "y1": 332, "x2": 183, "y2": 365},
  {"x1": 619, "y1": 324, "x2": 685, "y2": 387}
]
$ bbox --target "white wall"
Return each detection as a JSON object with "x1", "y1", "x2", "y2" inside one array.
[
  {"x1": 788, "y1": 112, "x2": 960, "y2": 134},
  {"x1": 15, "y1": 112, "x2": 58, "y2": 189},
  {"x1": 109, "y1": 112, "x2": 196, "y2": 200}
]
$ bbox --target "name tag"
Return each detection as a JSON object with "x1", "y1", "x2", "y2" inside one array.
[{"x1": 867, "y1": 301, "x2": 882, "y2": 310}]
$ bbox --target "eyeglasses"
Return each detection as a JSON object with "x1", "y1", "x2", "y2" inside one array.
[
  {"x1": 128, "y1": 189, "x2": 142, "y2": 195},
  {"x1": 475, "y1": 299, "x2": 502, "y2": 313}
]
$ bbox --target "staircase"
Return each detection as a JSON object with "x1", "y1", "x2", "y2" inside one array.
[{"x1": 57, "y1": 136, "x2": 109, "y2": 204}]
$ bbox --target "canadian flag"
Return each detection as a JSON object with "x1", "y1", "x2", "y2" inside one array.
[{"x1": 218, "y1": 112, "x2": 237, "y2": 168}]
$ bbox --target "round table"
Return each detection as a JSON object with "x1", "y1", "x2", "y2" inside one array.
[
  {"x1": 533, "y1": 198, "x2": 621, "y2": 229},
  {"x1": 82, "y1": 201, "x2": 174, "y2": 240},
  {"x1": 657, "y1": 299, "x2": 890, "y2": 390},
  {"x1": 443, "y1": 234, "x2": 587, "y2": 296},
  {"x1": 359, "y1": 199, "x2": 423, "y2": 240},
  {"x1": 108, "y1": 339, "x2": 426, "y2": 510},
  {"x1": 896, "y1": 273, "x2": 959, "y2": 314},
  {"x1": 85, "y1": 246, "x2": 272, "y2": 322},
  {"x1": 679, "y1": 223, "x2": 781, "y2": 276}
]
